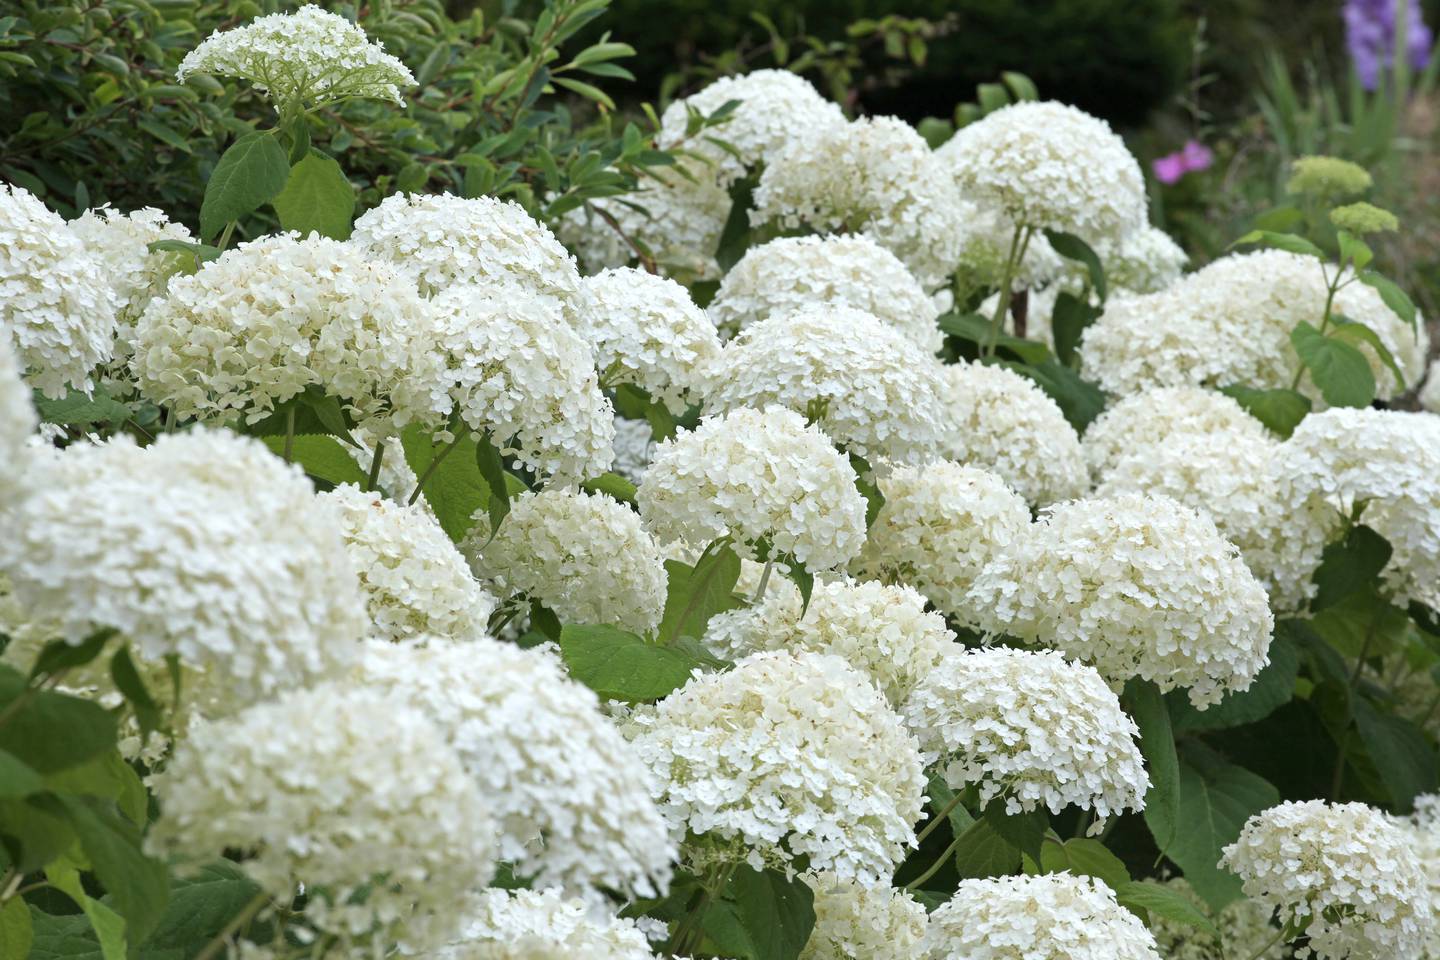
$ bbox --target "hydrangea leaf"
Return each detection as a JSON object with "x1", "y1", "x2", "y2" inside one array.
[
  {"x1": 1164, "y1": 745, "x2": 1278, "y2": 911},
  {"x1": 272, "y1": 150, "x2": 355, "y2": 240},
  {"x1": 199, "y1": 130, "x2": 289, "y2": 239}
]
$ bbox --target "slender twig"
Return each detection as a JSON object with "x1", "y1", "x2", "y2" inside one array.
[
  {"x1": 903, "y1": 834, "x2": 963, "y2": 891},
  {"x1": 407, "y1": 431, "x2": 466, "y2": 506},
  {"x1": 751, "y1": 558, "x2": 775, "y2": 603},
  {"x1": 915, "y1": 791, "x2": 966, "y2": 844},
  {"x1": 282, "y1": 406, "x2": 296, "y2": 464}
]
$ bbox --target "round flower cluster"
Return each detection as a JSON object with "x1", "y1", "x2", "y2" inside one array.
[
  {"x1": 937, "y1": 101, "x2": 1147, "y2": 244},
  {"x1": 150, "y1": 683, "x2": 496, "y2": 948},
  {"x1": 924, "y1": 873, "x2": 1162, "y2": 960},
  {"x1": 434, "y1": 286, "x2": 615, "y2": 481},
  {"x1": 657, "y1": 69, "x2": 846, "y2": 186},
  {"x1": 1144, "y1": 879, "x2": 1285, "y2": 960},
  {"x1": 69, "y1": 205, "x2": 191, "y2": 357},
  {"x1": 1079, "y1": 250, "x2": 1428, "y2": 400},
  {"x1": 938, "y1": 361, "x2": 1088, "y2": 506},
  {"x1": 852, "y1": 460, "x2": 1031, "y2": 626},
  {"x1": 177, "y1": 5, "x2": 414, "y2": 108},
  {"x1": 703, "y1": 305, "x2": 949, "y2": 465},
  {"x1": 434, "y1": 889, "x2": 659, "y2": 960},
  {"x1": 1221, "y1": 800, "x2": 1434, "y2": 960},
  {"x1": 463, "y1": 487, "x2": 667, "y2": 636},
  {"x1": 970, "y1": 493, "x2": 1276, "y2": 708},
  {"x1": 753, "y1": 115, "x2": 967, "y2": 287},
  {"x1": 1, "y1": 429, "x2": 366, "y2": 707},
  {"x1": 1, "y1": 183, "x2": 116, "y2": 397},
  {"x1": 702, "y1": 577, "x2": 955, "y2": 706},
  {"x1": 351, "y1": 193, "x2": 586, "y2": 328},
  {"x1": 319, "y1": 484, "x2": 495, "y2": 644},
  {"x1": 637, "y1": 406, "x2": 867, "y2": 571},
  {"x1": 901, "y1": 647, "x2": 1149, "y2": 824},
  {"x1": 0, "y1": 335, "x2": 36, "y2": 504},
  {"x1": 132, "y1": 233, "x2": 450, "y2": 430},
  {"x1": 1083, "y1": 387, "x2": 1268, "y2": 478},
  {"x1": 610, "y1": 415, "x2": 656, "y2": 484},
  {"x1": 579, "y1": 267, "x2": 721, "y2": 412},
  {"x1": 355, "y1": 639, "x2": 675, "y2": 899},
  {"x1": 1276, "y1": 407, "x2": 1440, "y2": 609},
  {"x1": 802, "y1": 874, "x2": 929, "y2": 960},
  {"x1": 626, "y1": 650, "x2": 926, "y2": 882},
  {"x1": 706, "y1": 235, "x2": 943, "y2": 353},
  {"x1": 1095, "y1": 224, "x2": 1189, "y2": 294}
]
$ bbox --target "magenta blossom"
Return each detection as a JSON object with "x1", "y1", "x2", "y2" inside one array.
[{"x1": 1152, "y1": 140, "x2": 1214, "y2": 185}]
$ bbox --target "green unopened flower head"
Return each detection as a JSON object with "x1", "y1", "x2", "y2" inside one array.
[
  {"x1": 1286, "y1": 156, "x2": 1373, "y2": 202},
  {"x1": 1330, "y1": 202, "x2": 1399, "y2": 235}
]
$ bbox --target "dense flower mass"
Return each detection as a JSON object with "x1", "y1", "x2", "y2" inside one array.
[
  {"x1": 753, "y1": 115, "x2": 967, "y2": 286},
  {"x1": 69, "y1": 205, "x2": 190, "y2": 342},
  {"x1": 627, "y1": 650, "x2": 926, "y2": 882},
  {"x1": 637, "y1": 406, "x2": 867, "y2": 571},
  {"x1": 802, "y1": 874, "x2": 929, "y2": 960},
  {"x1": 702, "y1": 577, "x2": 955, "y2": 705},
  {"x1": 924, "y1": 873, "x2": 1162, "y2": 960},
  {"x1": 177, "y1": 5, "x2": 414, "y2": 108},
  {"x1": 611, "y1": 415, "x2": 656, "y2": 483},
  {"x1": 938, "y1": 361, "x2": 1088, "y2": 505},
  {"x1": 1, "y1": 430, "x2": 366, "y2": 706},
  {"x1": 1082, "y1": 387, "x2": 1268, "y2": 477},
  {"x1": 579, "y1": 267, "x2": 721, "y2": 412},
  {"x1": 0, "y1": 335, "x2": 36, "y2": 503},
  {"x1": 707, "y1": 235, "x2": 943, "y2": 353},
  {"x1": 132, "y1": 233, "x2": 449, "y2": 429},
  {"x1": 852, "y1": 460, "x2": 1031, "y2": 625},
  {"x1": 320, "y1": 484, "x2": 495, "y2": 644},
  {"x1": 463, "y1": 487, "x2": 668, "y2": 636},
  {"x1": 1096, "y1": 224, "x2": 1189, "y2": 293},
  {"x1": 0, "y1": 183, "x2": 117, "y2": 397},
  {"x1": 703, "y1": 305, "x2": 949, "y2": 465},
  {"x1": 902, "y1": 647, "x2": 1149, "y2": 824},
  {"x1": 434, "y1": 889, "x2": 659, "y2": 959},
  {"x1": 1221, "y1": 800, "x2": 1433, "y2": 959},
  {"x1": 355, "y1": 639, "x2": 675, "y2": 899},
  {"x1": 151, "y1": 683, "x2": 496, "y2": 947},
  {"x1": 1422, "y1": 359, "x2": 1440, "y2": 411},
  {"x1": 937, "y1": 101, "x2": 1147, "y2": 243},
  {"x1": 970, "y1": 493, "x2": 1275, "y2": 707}
]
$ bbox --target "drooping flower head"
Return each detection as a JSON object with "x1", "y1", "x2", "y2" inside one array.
[
  {"x1": 802, "y1": 874, "x2": 929, "y2": 960},
  {"x1": 433, "y1": 889, "x2": 659, "y2": 959},
  {"x1": 177, "y1": 5, "x2": 415, "y2": 111}
]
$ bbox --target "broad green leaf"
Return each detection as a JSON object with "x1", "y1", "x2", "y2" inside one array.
[
  {"x1": 110, "y1": 647, "x2": 160, "y2": 744},
  {"x1": 982, "y1": 802, "x2": 1046, "y2": 868},
  {"x1": 0, "y1": 665, "x2": 116, "y2": 774},
  {"x1": 716, "y1": 176, "x2": 755, "y2": 272},
  {"x1": 261, "y1": 435, "x2": 368, "y2": 489},
  {"x1": 28, "y1": 910, "x2": 101, "y2": 960},
  {"x1": 1043, "y1": 229, "x2": 1107, "y2": 301},
  {"x1": 135, "y1": 860, "x2": 263, "y2": 957},
  {"x1": 1353, "y1": 698, "x2": 1438, "y2": 811},
  {"x1": 557, "y1": 624, "x2": 703, "y2": 702},
  {"x1": 32, "y1": 387, "x2": 130, "y2": 427},
  {"x1": 939, "y1": 313, "x2": 1050, "y2": 364},
  {"x1": 199, "y1": 131, "x2": 289, "y2": 239},
  {"x1": 951, "y1": 811, "x2": 1021, "y2": 880},
  {"x1": 1127, "y1": 679, "x2": 1179, "y2": 855},
  {"x1": 658, "y1": 541, "x2": 742, "y2": 645},
  {"x1": 1050, "y1": 291, "x2": 1100, "y2": 366},
  {"x1": 399, "y1": 425, "x2": 487, "y2": 542},
  {"x1": 1218, "y1": 385, "x2": 1311, "y2": 438},
  {"x1": 1311, "y1": 525, "x2": 1393, "y2": 612},
  {"x1": 1037, "y1": 837, "x2": 1131, "y2": 892},
  {"x1": 1250, "y1": 205, "x2": 1305, "y2": 232},
  {"x1": 47, "y1": 862, "x2": 126, "y2": 960},
  {"x1": 1170, "y1": 628, "x2": 1300, "y2": 733},
  {"x1": 29, "y1": 631, "x2": 113, "y2": 682},
  {"x1": 580, "y1": 472, "x2": 637, "y2": 505},
  {"x1": 1310, "y1": 589, "x2": 1410, "y2": 660},
  {"x1": 58, "y1": 795, "x2": 169, "y2": 945},
  {"x1": 1115, "y1": 881, "x2": 1219, "y2": 939},
  {"x1": 701, "y1": 867, "x2": 815, "y2": 960},
  {"x1": 1164, "y1": 745, "x2": 1278, "y2": 911},
  {"x1": 1330, "y1": 318, "x2": 1406, "y2": 391},
  {"x1": 0, "y1": 795, "x2": 76, "y2": 871},
  {"x1": 1358, "y1": 270, "x2": 1418, "y2": 332},
  {"x1": 295, "y1": 387, "x2": 358, "y2": 447},
  {"x1": 996, "y1": 358, "x2": 1107, "y2": 432},
  {"x1": 474, "y1": 431, "x2": 512, "y2": 533},
  {"x1": 0, "y1": 898, "x2": 32, "y2": 960},
  {"x1": 1001, "y1": 70, "x2": 1038, "y2": 100},
  {"x1": 44, "y1": 751, "x2": 146, "y2": 827},
  {"x1": 1335, "y1": 229, "x2": 1374, "y2": 271},
  {"x1": 272, "y1": 151, "x2": 355, "y2": 240},
  {"x1": 1290, "y1": 321, "x2": 1376, "y2": 408},
  {"x1": 1233, "y1": 229, "x2": 1326, "y2": 259},
  {"x1": 926, "y1": 774, "x2": 976, "y2": 838},
  {"x1": 0, "y1": 748, "x2": 43, "y2": 798}
]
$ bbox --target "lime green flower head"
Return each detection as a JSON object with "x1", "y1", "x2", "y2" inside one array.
[
  {"x1": 1330, "y1": 202, "x2": 1399, "y2": 235},
  {"x1": 1286, "y1": 156, "x2": 1373, "y2": 201}
]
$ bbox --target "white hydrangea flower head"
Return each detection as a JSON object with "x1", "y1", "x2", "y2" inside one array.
[
  {"x1": 1145, "y1": 879, "x2": 1284, "y2": 960},
  {"x1": 319, "y1": 484, "x2": 495, "y2": 644},
  {"x1": 939, "y1": 361, "x2": 1088, "y2": 505},
  {"x1": 1276, "y1": 408, "x2": 1440, "y2": 609},
  {"x1": 628, "y1": 650, "x2": 925, "y2": 882},
  {"x1": 1421, "y1": 359, "x2": 1440, "y2": 412},
  {"x1": 1406, "y1": 793, "x2": 1440, "y2": 959},
  {"x1": 150, "y1": 684, "x2": 496, "y2": 948},
  {"x1": 610, "y1": 416, "x2": 655, "y2": 484},
  {"x1": 902, "y1": 647, "x2": 1148, "y2": 825},
  {"x1": 0, "y1": 335, "x2": 37, "y2": 504},
  {"x1": 1098, "y1": 224, "x2": 1188, "y2": 293},
  {"x1": 355, "y1": 638, "x2": 675, "y2": 899},
  {"x1": 0, "y1": 184, "x2": 117, "y2": 397},
  {"x1": 924, "y1": 873, "x2": 1162, "y2": 960},
  {"x1": 802, "y1": 874, "x2": 929, "y2": 960},
  {"x1": 434, "y1": 889, "x2": 658, "y2": 959},
  {"x1": 1083, "y1": 387, "x2": 1267, "y2": 478},
  {"x1": 937, "y1": 101, "x2": 1147, "y2": 244},
  {"x1": 1221, "y1": 800, "x2": 1433, "y2": 960},
  {"x1": 1079, "y1": 250, "x2": 1428, "y2": 400},
  {"x1": 580, "y1": 267, "x2": 721, "y2": 413},
  {"x1": 658, "y1": 69, "x2": 846, "y2": 186},
  {"x1": 463, "y1": 487, "x2": 667, "y2": 636},
  {"x1": 702, "y1": 577, "x2": 955, "y2": 706},
  {"x1": 954, "y1": 199, "x2": 1066, "y2": 293},
  {"x1": 969, "y1": 493, "x2": 1276, "y2": 708},
  {"x1": 0, "y1": 429, "x2": 367, "y2": 706},
  {"x1": 636, "y1": 406, "x2": 867, "y2": 571},
  {"x1": 433, "y1": 286, "x2": 615, "y2": 482},
  {"x1": 352, "y1": 193, "x2": 586, "y2": 328},
  {"x1": 69, "y1": 206, "x2": 191, "y2": 353},
  {"x1": 707, "y1": 234, "x2": 943, "y2": 353},
  {"x1": 703, "y1": 305, "x2": 949, "y2": 465},
  {"x1": 177, "y1": 4, "x2": 414, "y2": 109},
  {"x1": 753, "y1": 116, "x2": 967, "y2": 287},
  {"x1": 852, "y1": 460, "x2": 1031, "y2": 626},
  {"x1": 133, "y1": 233, "x2": 450, "y2": 429}
]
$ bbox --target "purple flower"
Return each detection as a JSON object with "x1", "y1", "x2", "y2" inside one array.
[
  {"x1": 1345, "y1": 0, "x2": 1434, "y2": 90},
  {"x1": 1152, "y1": 140, "x2": 1214, "y2": 185}
]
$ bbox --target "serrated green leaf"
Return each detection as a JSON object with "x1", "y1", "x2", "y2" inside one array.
[
  {"x1": 1164, "y1": 745, "x2": 1278, "y2": 911},
  {"x1": 261, "y1": 434, "x2": 368, "y2": 489},
  {"x1": 32, "y1": 387, "x2": 131, "y2": 427},
  {"x1": 1115, "y1": 881, "x2": 1219, "y2": 939},
  {"x1": 658, "y1": 540, "x2": 742, "y2": 645},
  {"x1": 1290, "y1": 320, "x2": 1376, "y2": 408},
  {"x1": 1037, "y1": 837, "x2": 1131, "y2": 892},
  {"x1": 1043, "y1": 229, "x2": 1107, "y2": 301},
  {"x1": 199, "y1": 131, "x2": 288, "y2": 239},
  {"x1": 47, "y1": 862, "x2": 126, "y2": 960},
  {"x1": 951, "y1": 810, "x2": 1021, "y2": 879},
  {"x1": 557, "y1": 623, "x2": 703, "y2": 702},
  {"x1": 1218, "y1": 385, "x2": 1311, "y2": 438},
  {"x1": 135, "y1": 861, "x2": 263, "y2": 958},
  {"x1": 1312, "y1": 525, "x2": 1393, "y2": 612},
  {"x1": 57, "y1": 794, "x2": 169, "y2": 946},
  {"x1": 1354, "y1": 698, "x2": 1438, "y2": 811},
  {"x1": 271, "y1": 151, "x2": 354, "y2": 240},
  {"x1": 399, "y1": 425, "x2": 486, "y2": 542},
  {"x1": 700, "y1": 867, "x2": 815, "y2": 960},
  {"x1": 0, "y1": 665, "x2": 116, "y2": 774},
  {"x1": 0, "y1": 898, "x2": 32, "y2": 960},
  {"x1": 28, "y1": 909, "x2": 101, "y2": 960},
  {"x1": 1170, "y1": 628, "x2": 1300, "y2": 733}
]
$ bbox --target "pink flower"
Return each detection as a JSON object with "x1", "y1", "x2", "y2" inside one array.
[{"x1": 1152, "y1": 140, "x2": 1214, "y2": 185}]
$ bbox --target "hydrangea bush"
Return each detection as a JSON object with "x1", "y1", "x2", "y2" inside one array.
[{"x1": 3, "y1": 4, "x2": 1440, "y2": 960}]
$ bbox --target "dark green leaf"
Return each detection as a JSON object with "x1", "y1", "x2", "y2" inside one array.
[
  {"x1": 1170, "y1": 628, "x2": 1300, "y2": 733},
  {"x1": 272, "y1": 151, "x2": 355, "y2": 240},
  {"x1": 1127, "y1": 679, "x2": 1179, "y2": 856},
  {"x1": 1043, "y1": 229, "x2": 1106, "y2": 301},
  {"x1": 557, "y1": 624, "x2": 702, "y2": 702},
  {"x1": 295, "y1": 387, "x2": 358, "y2": 447},
  {"x1": 1310, "y1": 589, "x2": 1410, "y2": 660},
  {"x1": 1050, "y1": 291, "x2": 1100, "y2": 366},
  {"x1": 1218, "y1": 385, "x2": 1311, "y2": 439},
  {"x1": 939, "y1": 313, "x2": 1051, "y2": 364},
  {"x1": 1312, "y1": 525, "x2": 1393, "y2": 612},
  {"x1": 32, "y1": 388, "x2": 130, "y2": 427},
  {"x1": 1330, "y1": 318, "x2": 1406, "y2": 391},
  {"x1": 1233, "y1": 229, "x2": 1326, "y2": 259},
  {"x1": 29, "y1": 631, "x2": 114, "y2": 682},
  {"x1": 715, "y1": 176, "x2": 755, "y2": 272},
  {"x1": 1358, "y1": 270, "x2": 1418, "y2": 332},
  {"x1": 1250, "y1": 205, "x2": 1305, "y2": 232},
  {"x1": 46, "y1": 863, "x2": 125, "y2": 960},
  {"x1": 926, "y1": 773, "x2": 976, "y2": 837},
  {"x1": 0, "y1": 748, "x2": 43, "y2": 798},
  {"x1": 580, "y1": 472, "x2": 637, "y2": 505},
  {"x1": 1115, "y1": 881, "x2": 1219, "y2": 939},
  {"x1": 0, "y1": 796, "x2": 75, "y2": 872},
  {"x1": 399, "y1": 425, "x2": 486, "y2": 542},
  {"x1": 658, "y1": 541, "x2": 742, "y2": 645},
  {"x1": 29, "y1": 910, "x2": 101, "y2": 960},
  {"x1": 474, "y1": 431, "x2": 512, "y2": 533},
  {"x1": 58, "y1": 794, "x2": 168, "y2": 945},
  {"x1": 849, "y1": 454, "x2": 886, "y2": 530},
  {"x1": 0, "y1": 898, "x2": 32, "y2": 960},
  {"x1": 996, "y1": 358, "x2": 1107, "y2": 432},
  {"x1": 110, "y1": 647, "x2": 161, "y2": 743},
  {"x1": 44, "y1": 750, "x2": 146, "y2": 829},
  {"x1": 1353, "y1": 698, "x2": 1438, "y2": 811},
  {"x1": 785, "y1": 559, "x2": 814, "y2": 617},
  {"x1": 0, "y1": 664, "x2": 116, "y2": 774},
  {"x1": 1037, "y1": 837, "x2": 1131, "y2": 892},
  {"x1": 261, "y1": 434, "x2": 368, "y2": 489},
  {"x1": 702, "y1": 866, "x2": 815, "y2": 960},
  {"x1": 951, "y1": 811, "x2": 1021, "y2": 879},
  {"x1": 982, "y1": 802, "x2": 1046, "y2": 867},
  {"x1": 199, "y1": 131, "x2": 289, "y2": 239},
  {"x1": 1165, "y1": 745, "x2": 1279, "y2": 911},
  {"x1": 1290, "y1": 321, "x2": 1376, "y2": 408},
  {"x1": 136, "y1": 861, "x2": 262, "y2": 958}
]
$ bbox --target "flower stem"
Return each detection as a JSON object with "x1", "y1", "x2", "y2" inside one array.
[
  {"x1": 903, "y1": 833, "x2": 963, "y2": 891},
  {"x1": 282, "y1": 406, "x2": 296, "y2": 464},
  {"x1": 407, "y1": 431, "x2": 466, "y2": 506},
  {"x1": 915, "y1": 791, "x2": 965, "y2": 844},
  {"x1": 752, "y1": 558, "x2": 775, "y2": 603},
  {"x1": 984, "y1": 223, "x2": 1030, "y2": 358},
  {"x1": 364, "y1": 439, "x2": 386, "y2": 493}
]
